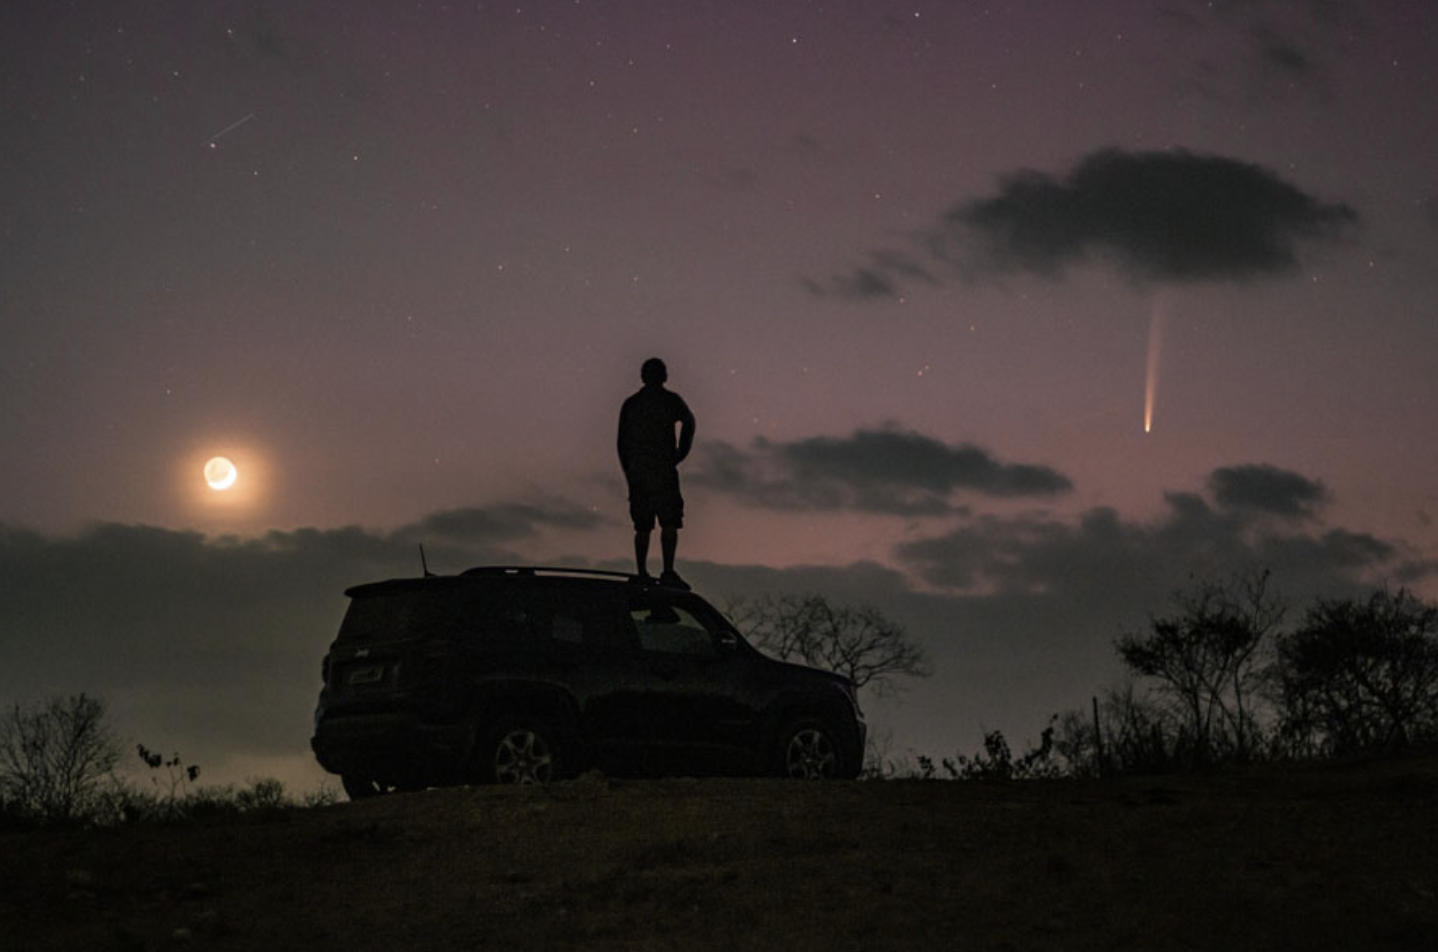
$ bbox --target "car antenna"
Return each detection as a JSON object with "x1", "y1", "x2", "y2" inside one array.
[{"x1": 419, "y1": 544, "x2": 435, "y2": 578}]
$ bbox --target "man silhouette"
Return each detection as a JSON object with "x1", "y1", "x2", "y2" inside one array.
[{"x1": 618, "y1": 358, "x2": 695, "y2": 588}]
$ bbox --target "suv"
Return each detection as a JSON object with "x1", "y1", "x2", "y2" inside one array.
[{"x1": 311, "y1": 567, "x2": 866, "y2": 797}]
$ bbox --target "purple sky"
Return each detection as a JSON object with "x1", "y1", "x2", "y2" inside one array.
[{"x1": 4, "y1": 1, "x2": 1437, "y2": 789}]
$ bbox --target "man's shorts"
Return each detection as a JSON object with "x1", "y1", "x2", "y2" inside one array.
[{"x1": 626, "y1": 460, "x2": 684, "y2": 530}]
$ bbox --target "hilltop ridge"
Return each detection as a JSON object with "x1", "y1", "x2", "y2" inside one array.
[{"x1": 5, "y1": 752, "x2": 1437, "y2": 951}]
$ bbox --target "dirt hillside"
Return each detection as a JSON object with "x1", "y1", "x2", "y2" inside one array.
[{"x1": 5, "y1": 752, "x2": 1437, "y2": 951}]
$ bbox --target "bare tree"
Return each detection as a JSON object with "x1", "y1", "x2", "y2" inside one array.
[
  {"x1": 0, "y1": 694, "x2": 121, "y2": 823},
  {"x1": 1116, "y1": 569, "x2": 1284, "y2": 766},
  {"x1": 726, "y1": 594, "x2": 931, "y2": 697}
]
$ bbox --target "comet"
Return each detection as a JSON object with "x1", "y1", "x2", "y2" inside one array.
[
  {"x1": 204, "y1": 112, "x2": 255, "y2": 147},
  {"x1": 1143, "y1": 293, "x2": 1166, "y2": 434}
]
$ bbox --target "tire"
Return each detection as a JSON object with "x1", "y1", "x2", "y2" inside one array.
[
  {"x1": 776, "y1": 717, "x2": 844, "y2": 780},
  {"x1": 482, "y1": 720, "x2": 563, "y2": 784},
  {"x1": 341, "y1": 776, "x2": 404, "y2": 800}
]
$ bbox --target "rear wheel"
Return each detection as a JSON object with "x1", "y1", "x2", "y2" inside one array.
[
  {"x1": 776, "y1": 718, "x2": 843, "y2": 779},
  {"x1": 483, "y1": 720, "x2": 562, "y2": 784}
]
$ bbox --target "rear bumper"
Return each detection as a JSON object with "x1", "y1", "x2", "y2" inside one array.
[{"x1": 311, "y1": 712, "x2": 474, "y2": 783}]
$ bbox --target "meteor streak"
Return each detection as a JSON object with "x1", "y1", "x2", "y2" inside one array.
[{"x1": 204, "y1": 112, "x2": 255, "y2": 147}]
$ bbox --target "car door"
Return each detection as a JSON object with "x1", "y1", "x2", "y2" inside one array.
[{"x1": 621, "y1": 589, "x2": 767, "y2": 765}]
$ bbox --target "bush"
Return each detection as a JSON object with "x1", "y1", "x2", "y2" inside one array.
[
  {"x1": 1053, "y1": 684, "x2": 1191, "y2": 777},
  {"x1": 0, "y1": 695, "x2": 338, "y2": 827},
  {"x1": 921, "y1": 718, "x2": 1064, "y2": 781}
]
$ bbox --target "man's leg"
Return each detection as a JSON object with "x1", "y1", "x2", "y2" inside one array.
[
  {"x1": 634, "y1": 529, "x2": 651, "y2": 577},
  {"x1": 660, "y1": 526, "x2": 678, "y2": 575}
]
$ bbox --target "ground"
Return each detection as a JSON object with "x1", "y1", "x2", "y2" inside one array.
[{"x1": 4, "y1": 751, "x2": 1436, "y2": 951}]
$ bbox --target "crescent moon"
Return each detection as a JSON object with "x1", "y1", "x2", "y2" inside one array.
[{"x1": 204, "y1": 456, "x2": 238, "y2": 491}]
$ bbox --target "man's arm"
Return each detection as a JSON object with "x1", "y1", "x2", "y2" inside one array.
[
  {"x1": 675, "y1": 397, "x2": 696, "y2": 463},
  {"x1": 617, "y1": 400, "x2": 632, "y2": 473}
]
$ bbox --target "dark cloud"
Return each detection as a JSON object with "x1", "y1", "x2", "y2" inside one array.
[
  {"x1": 895, "y1": 463, "x2": 1408, "y2": 599},
  {"x1": 951, "y1": 149, "x2": 1356, "y2": 282},
  {"x1": 1255, "y1": 29, "x2": 1315, "y2": 78},
  {"x1": 1243, "y1": 22, "x2": 1338, "y2": 103},
  {"x1": 1208, "y1": 463, "x2": 1329, "y2": 518},
  {"x1": 691, "y1": 428, "x2": 1072, "y2": 514},
  {"x1": 891, "y1": 492, "x2": 1376, "y2": 603},
  {"x1": 815, "y1": 148, "x2": 1356, "y2": 299},
  {"x1": 1169, "y1": 0, "x2": 1356, "y2": 95},
  {"x1": 830, "y1": 266, "x2": 900, "y2": 301},
  {"x1": 821, "y1": 250, "x2": 938, "y2": 300}
]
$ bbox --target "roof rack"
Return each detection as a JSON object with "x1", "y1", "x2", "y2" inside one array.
[{"x1": 459, "y1": 565, "x2": 641, "y2": 583}]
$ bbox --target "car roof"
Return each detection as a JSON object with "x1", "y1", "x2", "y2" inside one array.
[{"x1": 344, "y1": 566, "x2": 658, "y2": 599}]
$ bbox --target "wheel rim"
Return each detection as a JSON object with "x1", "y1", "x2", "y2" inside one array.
[
  {"x1": 784, "y1": 727, "x2": 837, "y2": 779},
  {"x1": 493, "y1": 729, "x2": 555, "y2": 784}
]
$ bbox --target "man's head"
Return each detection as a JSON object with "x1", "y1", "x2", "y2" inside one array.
[{"x1": 640, "y1": 357, "x2": 668, "y2": 386}]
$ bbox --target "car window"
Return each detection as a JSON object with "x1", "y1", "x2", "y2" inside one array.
[
  {"x1": 340, "y1": 588, "x2": 490, "y2": 644},
  {"x1": 630, "y1": 601, "x2": 718, "y2": 657},
  {"x1": 530, "y1": 585, "x2": 629, "y2": 651},
  {"x1": 340, "y1": 581, "x2": 633, "y2": 651},
  {"x1": 549, "y1": 612, "x2": 584, "y2": 645}
]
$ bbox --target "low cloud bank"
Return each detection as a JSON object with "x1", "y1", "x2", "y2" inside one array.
[{"x1": 0, "y1": 458, "x2": 1427, "y2": 787}]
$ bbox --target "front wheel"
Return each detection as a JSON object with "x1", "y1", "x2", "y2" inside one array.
[
  {"x1": 776, "y1": 718, "x2": 844, "y2": 779},
  {"x1": 483, "y1": 720, "x2": 562, "y2": 784},
  {"x1": 341, "y1": 776, "x2": 405, "y2": 800}
]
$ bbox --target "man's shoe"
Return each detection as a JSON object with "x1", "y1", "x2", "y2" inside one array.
[{"x1": 659, "y1": 570, "x2": 690, "y2": 591}]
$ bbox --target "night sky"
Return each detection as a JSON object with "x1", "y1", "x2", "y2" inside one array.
[{"x1": 4, "y1": 0, "x2": 1437, "y2": 790}]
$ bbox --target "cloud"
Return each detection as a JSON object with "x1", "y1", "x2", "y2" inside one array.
[
  {"x1": 825, "y1": 266, "x2": 900, "y2": 301},
  {"x1": 1257, "y1": 37, "x2": 1314, "y2": 77},
  {"x1": 830, "y1": 252, "x2": 937, "y2": 300},
  {"x1": 894, "y1": 464, "x2": 1409, "y2": 599},
  {"x1": 1165, "y1": 0, "x2": 1357, "y2": 102},
  {"x1": 1208, "y1": 463, "x2": 1329, "y2": 519},
  {"x1": 815, "y1": 148, "x2": 1356, "y2": 298},
  {"x1": 949, "y1": 149, "x2": 1356, "y2": 282},
  {"x1": 691, "y1": 428, "x2": 1073, "y2": 514}
]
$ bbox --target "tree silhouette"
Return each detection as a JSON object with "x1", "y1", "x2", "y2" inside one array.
[
  {"x1": 1276, "y1": 588, "x2": 1438, "y2": 756},
  {"x1": 726, "y1": 594, "x2": 930, "y2": 698},
  {"x1": 0, "y1": 694, "x2": 120, "y2": 823},
  {"x1": 1116, "y1": 569, "x2": 1283, "y2": 766}
]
